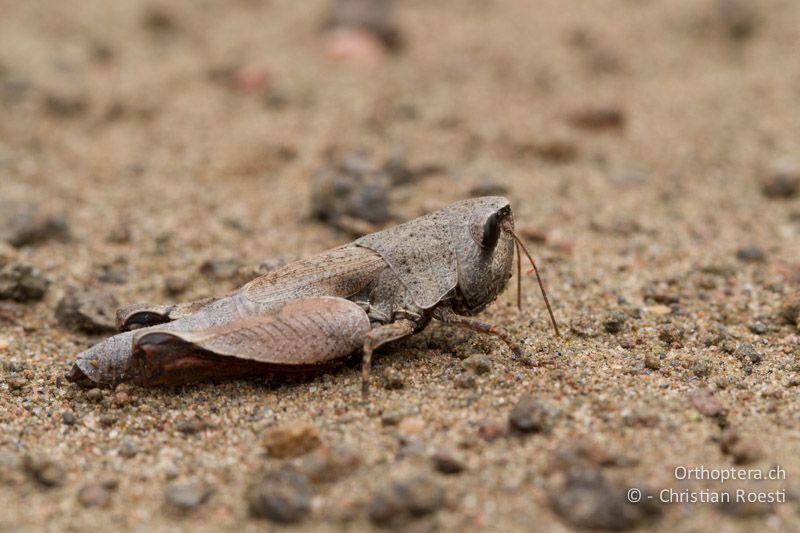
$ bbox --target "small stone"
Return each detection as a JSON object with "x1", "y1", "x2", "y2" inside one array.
[
  {"x1": 0, "y1": 337, "x2": 11, "y2": 353},
  {"x1": 658, "y1": 324, "x2": 684, "y2": 345},
  {"x1": 734, "y1": 343, "x2": 762, "y2": 364},
  {"x1": 381, "y1": 367, "x2": 404, "y2": 390},
  {"x1": 62, "y1": 411, "x2": 77, "y2": 425},
  {"x1": 164, "y1": 276, "x2": 190, "y2": 296},
  {"x1": 0, "y1": 262, "x2": 50, "y2": 302},
  {"x1": 177, "y1": 418, "x2": 206, "y2": 435},
  {"x1": 735, "y1": 245, "x2": 765, "y2": 263},
  {"x1": 118, "y1": 438, "x2": 138, "y2": 458},
  {"x1": 509, "y1": 395, "x2": 556, "y2": 433},
  {"x1": 44, "y1": 91, "x2": 88, "y2": 117},
  {"x1": 247, "y1": 470, "x2": 312, "y2": 523},
  {"x1": 5, "y1": 211, "x2": 70, "y2": 247},
  {"x1": 85, "y1": 388, "x2": 104, "y2": 402},
  {"x1": 691, "y1": 358, "x2": 712, "y2": 377},
  {"x1": 78, "y1": 483, "x2": 112, "y2": 508},
  {"x1": 690, "y1": 388, "x2": 723, "y2": 418},
  {"x1": 99, "y1": 414, "x2": 118, "y2": 428},
  {"x1": 165, "y1": 480, "x2": 213, "y2": 513},
  {"x1": 56, "y1": 288, "x2": 119, "y2": 334},
  {"x1": 200, "y1": 258, "x2": 242, "y2": 280},
  {"x1": 748, "y1": 322, "x2": 768, "y2": 335},
  {"x1": 454, "y1": 372, "x2": 476, "y2": 389},
  {"x1": 298, "y1": 445, "x2": 360, "y2": 483},
  {"x1": 5, "y1": 374, "x2": 27, "y2": 390},
  {"x1": 261, "y1": 422, "x2": 321, "y2": 458},
  {"x1": 113, "y1": 391, "x2": 130, "y2": 407},
  {"x1": 569, "y1": 316, "x2": 600, "y2": 338},
  {"x1": 761, "y1": 171, "x2": 799, "y2": 199},
  {"x1": 23, "y1": 454, "x2": 66, "y2": 488},
  {"x1": 550, "y1": 468, "x2": 661, "y2": 529},
  {"x1": 432, "y1": 449, "x2": 465, "y2": 475},
  {"x1": 603, "y1": 312, "x2": 626, "y2": 334},
  {"x1": 644, "y1": 353, "x2": 661, "y2": 370},
  {"x1": 720, "y1": 429, "x2": 762, "y2": 464},
  {"x1": 779, "y1": 299, "x2": 800, "y2": 327},
  {"x1": 462, "y1": 353, "x2": 492, "y2": 375},
  {"x1": 368, "y1": 474, "x2": 444, "y2": 526}
]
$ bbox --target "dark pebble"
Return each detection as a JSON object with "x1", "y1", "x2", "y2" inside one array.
[
  {"x1": 509, "y1": 395, "x2": 556, "y2": 434},
  {"x1": 368, "y1": 474, "x2": 444, "y2": 526},
  {"x1": 164, "y1": 276, "x2": 190, "y2": 296},
  {"x1": 734, "y1": 343, "x2": 762, "y2": 364},
  {"x1": 325, "y1": 0, "x2": 401, "y2": 49},
  {"x1": 118, "y1": 438, "x2": 138, "y2": 458},
  {"x1": 62, "y1": 411, "x2": 77, "y2": 425},
  {"x1": 5, "y1": 211, "x2": 70, "y2": 247},
  {"x1": 432, "y1": 449, "x2": 465, "y2": 475},
  {"x1": 644, "y1": 353, "x2": 661, "y2": 370},
  {"x1": 717, "y1": 0, "x2": 759, "y2": 41},
  {"x1": 567, "y1": 107, "x2": 625, "y2": 130},
  {"x1": 569, "y1": 317, "x2": 600, "y2": 338},
  {"x1": 44, "y1": 92, "x2": 88, "y2": 117},
  {"x1": 85, "y1": 388, "x2": 104, "y2": 402},
  {"x1": 735, "y1": 245, "x2": 765, "y2": 263},
  {"x1": 603, "y1": 312, "x2": 626, "y2": 334},
  {"x1": 691, "y1": 359, "x2": 712, "y2": 378},
  {"x1": 381, "y1": 367, "x2": 405, "y2": 390},
  {"x1": 748, "y1": 322, "x2": 768, "y2": 335},
  {"x1": 247, "y1": 470, "x2": 312, "y2": 523},
  {"x1": 454, "y1": 372, "x2": 476, "y2": 389},
  {"x1": 761, "y1": 171, "x2": 799, "y2": 199},
  {"x1": 0, "y1": 262, "x2": 50, "y2": 302},
  {"x1": 56, "y1": 288, "x2": 119, "y2": 334}
]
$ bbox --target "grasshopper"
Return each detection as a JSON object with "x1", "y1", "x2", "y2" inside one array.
[{"x1": 67, "y1": 196, "x2": 560, "y2": 397}]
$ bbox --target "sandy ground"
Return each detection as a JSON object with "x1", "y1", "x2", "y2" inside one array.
[{"x1": 1, "y1": 0, "x2": 799, "y2": 531}]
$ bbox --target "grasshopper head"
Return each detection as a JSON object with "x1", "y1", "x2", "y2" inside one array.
[{"x1": 447, "y1": 196, "x2": 515, "y2": 315}]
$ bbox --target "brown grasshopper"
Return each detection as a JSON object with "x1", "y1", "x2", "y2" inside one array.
[{"x1": 67, "y1": 196, "x2": 560, "y2": 397}]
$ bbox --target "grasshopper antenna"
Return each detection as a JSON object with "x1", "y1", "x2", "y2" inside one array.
[
  {"x1": 504, "y1": 222, "x2": 561, "y2": 338},
  {"x1": 515, "y1": 240, "x2": 522, "y2": 310}
]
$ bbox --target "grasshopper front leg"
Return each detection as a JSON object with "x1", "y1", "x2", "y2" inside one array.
[
  {"x1": 434, "y1": 307, "x2": 523, "y2": 358},
  {"x1": 361, "y1": 319, "x2": 416, "y2": 400}
]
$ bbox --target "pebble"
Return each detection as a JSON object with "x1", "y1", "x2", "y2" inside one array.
[
  {"x1": 261, "y1": 422, "x2": 321, "y2": 458},
  {"x1": 454, "y1": 372, "x2": 476, "y2": 389},
  {"x1": 468, "y1": 179, "x2": 508, "y2": 197},
  {"x1": 432, "y1": 449, "x2": 466, "y2": 474},
  {"x1": 164, "y1": 480, "x2": 213, "y2": 513},
  {"x1": 509, "y1": 395, "x2": 556, "y2": 434},
  {"x1": 646, "y1": 304, "x2": 672, "y2": 316},
  {"x1": 381, "y1": 367, "x2": 405, "y2": 389},
  {"x1": 717, "y1": 0, "x2": 759, "y2": 41},
  {"x1": 748, "y1": 322, "x2": 768, "y2": 335},
  {"x1": 62, "y1": 411, "x2": 77, "y2": 425},
  {"x1": 0, "y1": 262, "x2": 50, "y2": 302},
  {"x1": 368, "y1": 474, "x2": 444, "y2": 526},
  {"x1": 644, "y1": 353, "x2": 661, "y2": 370},
  {"x1": 56, "y1": 288, "x2": 119, "y2": 334},
  {"x1": 85, "y1": 388, "x2": 104, "y2": 402},
  {"x1": 177, "y1": 418, "x2": 206, "y2": 435},
  {"x1": 44, "y1": 91, "x2": 88, "y2": 117},
  {"x1": 298, "y1": 445, "x2": 360, "y2": 483},
  {"x1": 569, "y1": 317, "x2": 600, "y2": 338},
  {"x1": 720, "y1": 429, "x2": 762, "y2": 464},
  {"x1": 247, "y1": 470, "x2": 312, "y2": 523},
  {"x1": 5, "y1": 374, "x2": 27, "y2": 390},
  {"x1": 734, "y1": 343, "x2": 762, "y2": 364},
  {"x1": 106, "y1": 223, "x2": 131, "y2": 244},
  {"x1": 5, "y1": 211, "x2": 70, "y2": 247},
  {"x1": 735, "y1": 245, "x2": 765, "y2": 263},
  {"x1": 689, "y1": 388, "x2": 724, "y2": 417},
  {"x1": 603, "y1": 312, "x2": 626, "y2": 334},
  {"x1": 462, "y1": 353, "x2": 492, "y2": 375},
  {"x1": 550, "y1": 468, "x2": 660, "y2": 529},
  {"x1": 761, "y1": 171, "x2": 799, "y2": 199},
  {"x1": 23, "y1": 454, "x2": 65, "y2": 488},
  {"x1": 658, "y1": 324, "x2": 684, "y2": 345},
  {"x1": 691, "y1": 358, "x2": 712, "y2": 377},
  {"x1": 78, "y1": 483, "x2": 112, "y2": 508},
  {"x1": 118, "y1": 438, "x2": 138, "y2": 458},
  {"x1": 779, "y1": 299, "x2": 799, "y2": 328}
]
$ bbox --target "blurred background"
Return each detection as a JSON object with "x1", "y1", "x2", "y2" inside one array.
[{"x1": 1, "y1": 0, "x2": 799, "y2": 531}]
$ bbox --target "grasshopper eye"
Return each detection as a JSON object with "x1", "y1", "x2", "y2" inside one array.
[{"x1": 481, "y1": 212, "x2": 501, "y2": 250}]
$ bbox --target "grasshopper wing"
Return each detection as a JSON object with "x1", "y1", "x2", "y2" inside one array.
[{"x1": 127, "y1": 297, "x2": 371, "y2": 385}]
